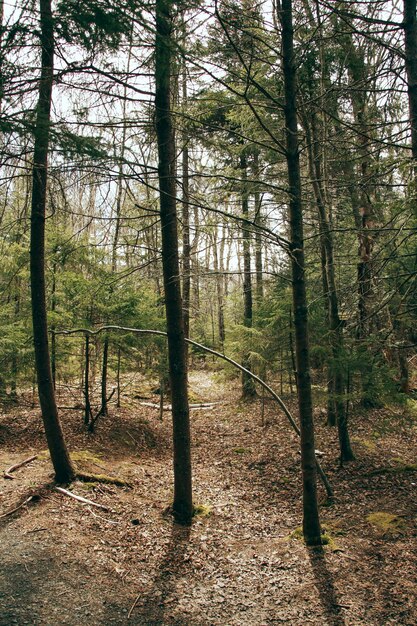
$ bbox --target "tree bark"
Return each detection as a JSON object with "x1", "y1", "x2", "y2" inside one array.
[
  {"x1": 155, "y1": 0, "x2": 193, "y2": 524},
  {"x1": 303, "y1": 111, "x2": 354, "y2": 461},
  {"x1": 253, "y1": 152, "x2": 264, "y2": 301},
  {"x1": 279, "y1": 0, "x2": 321, "y2": 545},
  {"x1": 99, "y1": 337, "x2": 109, "y2": 417},
  {"x1": 84, "y1": 334, "x2": 91, "y2": 426},
  {"x1": 181, "y1": 47, "x2": 191, "y2": 341},
  {"x1": 30, "y1": 0, "x2": 74, "y2": 483},
  {"x1": 404, "y1": 0, "x2": 417, "y2": 162},
  {"x1": 240, "y1": 153, "x2": 257, "y2": 398},
  {"x1": 211, "y1": 231, "x2": 225, "y2": 346}
]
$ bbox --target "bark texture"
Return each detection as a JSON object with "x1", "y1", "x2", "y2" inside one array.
[
  {"x1": 155, "y1": 0, "x2": 193, "y2": 524},
  {"x1": 280, "y1": 0, "x2": 321, "y2": 546},
  {"x1": 404, "y1": 0, "x2": 417, "y2": 162},
  {"x1": 30, "y1": 0, "x2": 74, "y2": 483},
  {"x1": 240, "y1": 153, "x2": 257, "y2": 398}
]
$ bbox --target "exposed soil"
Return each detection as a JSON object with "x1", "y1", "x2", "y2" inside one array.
[{"x1": 0, "y1": 371, "x2": 416, "y2": 625}]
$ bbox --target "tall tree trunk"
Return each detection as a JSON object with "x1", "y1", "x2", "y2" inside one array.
[
  {"x1": 404, "y1": 0, "x2": 417, "y2": 163},
  {"x1": 30, "y1": 0, "x2": 74, "y2": 483},
  {"x1": 10, "y1": 288, "x2": 20, "y2": 401},
  {"x1": 84, "y1": 334, "x2": 91, "y2": 426},
  {"x1": 241, "y1": 153, "x2": 257, "y2": 398},
  {"x1": 303, "y1": 111, "x2": 355, "y2": 461},
  {"x1": 397, "y1": 0, "x2": 417, "y2": 391},
  {"x1": 51, "y1": 260, "x2": 57, "y2": 389},
  {"x1": 211, "y1": 231, "x2": 225, "y2": 347},
  {"x1": 253, "y1": 152, "x2": 264, "y2": 301},
  {"x1": 155, "y1": 0, "x2": 193, "y2": 524},
  {"x1": 181, "y1": 45, "x2": 191, "y2": 341},
  {"x1": 344, "y1": 35, "x2": 376, "y2": 341},
  {"x1": 279, "y1": 0, "x2": 321, "y2": 545}
]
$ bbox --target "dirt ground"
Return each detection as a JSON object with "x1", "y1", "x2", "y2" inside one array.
[{"x1": 0, "y1": 370, "x2": 416, "y2": 625}]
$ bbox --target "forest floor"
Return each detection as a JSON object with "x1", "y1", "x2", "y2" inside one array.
[{"x1": 0, "y1": 369, "x2": 416, "y2": 626}]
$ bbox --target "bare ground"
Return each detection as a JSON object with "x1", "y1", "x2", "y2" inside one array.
[{"x1": 0, "y1": 370, "x2": 416, "y2": 625}]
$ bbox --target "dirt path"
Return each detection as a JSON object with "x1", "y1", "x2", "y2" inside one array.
[{"x1": 0, "y1": 371, "x2": 416, "y2": 625}]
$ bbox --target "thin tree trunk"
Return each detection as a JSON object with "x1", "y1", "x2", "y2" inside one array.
[
  {"x1": 116, "y1": 347, "x2": 121, "y2": 408},
  {"x1": 240, "y1": 153, "x2": 257, "y2": 398},
  {"x1": 280, "y1": 0, "x2": 321, "y2": 545},
  {"x1": 303, "y1": 110, "x2": 354, "y2": 461},
  {"x1": 84, "y1": 334, "x2": 91, "y2": 426},
  {"x1": 51, "y1": 261, "x2": 57, "y2": 389},
  {"x1": 155, "y1": 0, "x2": 193, "y2": 524},
  {"x1": 30, "y1": 0, "x2": 74, "y2": 483},
  {"x1": 211, "y1": 231, "x2": 225, "y2": 347},
  {"x1": 253, "y1": 152, "x2": 264, "y2": 301},
  {"x1": 99, "y1": 337, "x2": 109, "y2": 417},
  {"x1": 10, "y1": 290, "x2": 19, "y2": 401}
]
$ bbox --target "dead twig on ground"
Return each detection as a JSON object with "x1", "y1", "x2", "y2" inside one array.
[
  {"x1": 3, "y1": 455, "x2": 38, "y2": 479},
  {"x1": 128, "y1": 592, "x2": 142, "y2": 619},
  {"x1": 55, "y1": 486, "x2": 110, "y2": 511},
  {"x1": 0, "y1": 495, "x2": 36, "y2": 519}
]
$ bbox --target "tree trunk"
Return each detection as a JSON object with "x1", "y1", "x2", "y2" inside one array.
[
  {"x1": 181, "y1": 51, "x2": 191, "y2": 341},
  {"x1": 240, "y1": 153, "x2": 257, "y2": 398},
  {"x1": 116, "y1": 347, "x2": 121, "y2": 408},
  {"x1": 211, "y1": 231, "x2": 225, "y2": 346},
  {"x1": 280, "y1": 0, "x2": 321, "y2": 546},
  {"x1": 84, "y1": 334, "x2": 91, "y2": 426},
  {"x1": 404, "y1": 0, "x2": 417, "y2": 163},
  {"x1": 51, "y1": 261, "x2": 57, "y2": 389},
  {"x1": 155, "y1": 0, "x2": 193, "y2": 524},
  {"x1": 10, "y1": 290, "x2": 20, "y2": 401},
  {"x1": 344, "y1": 35, "x2": 376, "y2": 341},
  {"x1": 30, "y1": 0, "x2": 74, "y2": 483},
  {"x1": 253, "y1": 151, "x2": 264, "y2": 301},
  {"x1": 99, "y1": 337, "x2": 109, "y2": 417},
  {"x1": 303, "y1": 111, "x2": 354, "y2": 461}
]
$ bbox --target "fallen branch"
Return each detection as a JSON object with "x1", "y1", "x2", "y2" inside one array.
[
  {"x1": 4, "y1": 455, "x2": 38, "y2": 480},
  {"x1": 55, "y1": 486, "x2": 110, "y2": 511},
  {"x1": 0, "y1": 496, "x2": 35, "y2": 519}
]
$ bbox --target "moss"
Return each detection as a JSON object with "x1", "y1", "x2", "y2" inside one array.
[
  {"x1": 366, "y1": 511, "x2": 407, "y2": 535},
  {"x1": 288, "y1": 526, "x2": 304, "y2": 541},
  {"x1": 404, "y1": 398, "x2": 417, "y2": 419},
  {"x1": 233, "y1": 447, "x2": 251, "y2": 454},
  {"x1": 71, "y1": 450, "x2": 103, "y2": 465},
  {"x1": 391, "y1": 458, "x2": 417, "y2": 471},
  {"x1": 367, "y1": 460, "x2": 417, "y2": 476},
  {"x1": 352, "y1": 437, "x2": 376, "y2": 452},
  {"x1": 287, "y1": 524, "x2": 341, "y2": 550},
  {"x1": 193, "y1": 503, "x2": 212, "y2": 518},
  {"x1": 76, "y1": 471, "x2": 132, "y2": 488},
  {"x1": 77, "y1": 481, "x2": 98, "y2": 491}
]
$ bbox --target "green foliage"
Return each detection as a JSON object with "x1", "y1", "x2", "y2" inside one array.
[{"x1": 55, "y1": 0, "x2": 137, "y2": 51}]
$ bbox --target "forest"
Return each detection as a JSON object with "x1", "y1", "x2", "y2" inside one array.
[{"x1": 0, "y1": 0, "x2": 416, "y2": 624}]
